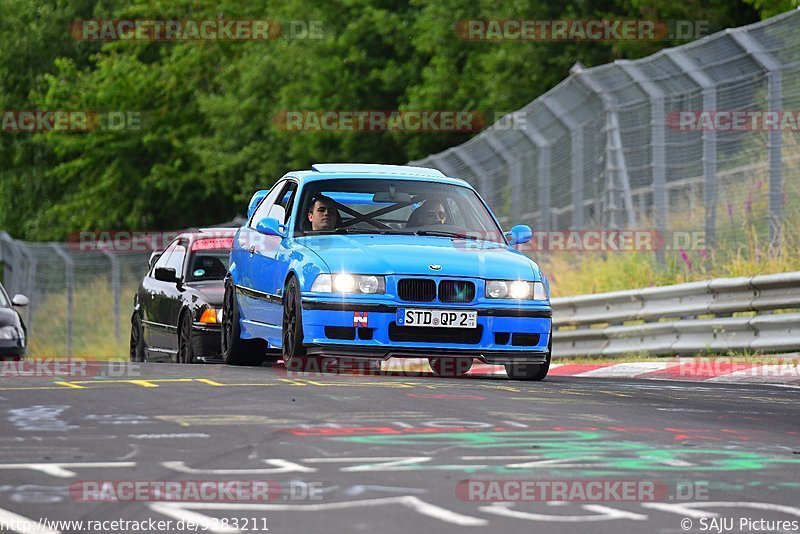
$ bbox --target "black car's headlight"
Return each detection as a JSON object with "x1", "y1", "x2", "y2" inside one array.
[
  {"x1": 485, "y1": 280, "x2": 548, "y2": 300},
  {"x1": 0, "y1": 326, "x2": 19, "y2": 340},
  {"x1": 310, "y1": 274, "x2": 386, "y2": 294}
]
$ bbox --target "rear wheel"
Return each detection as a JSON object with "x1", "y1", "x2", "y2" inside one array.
[
  {"x1": 222, "y1": 283, "x2": 266, "y2": 366},
  {"x1": 429, "y1": 357, "x2": 473, "y2": 377},
  {"x1": 178, "y1": 312, "x2": 195, "y2": 364},
  {"x1": 130, "y1": 313, "x2": 146, "y2": 362},
  {"x1": 505, "y1": 332, "x2": 551, "y2": 381}
]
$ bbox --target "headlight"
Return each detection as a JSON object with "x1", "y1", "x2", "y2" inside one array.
[
  {"x1": 311, "y1": 274, "x2": 386, "y2": 294},
  {"x1": 485, "y1": 280, "x2": 548, "y2": 301},
  {"x1": 0, "y1": 326, "x2": 18, "y2": 340}
]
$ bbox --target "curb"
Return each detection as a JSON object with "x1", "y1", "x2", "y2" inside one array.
[{"x1": 382, "y1": 359, "x2": 800, "y2": 387}]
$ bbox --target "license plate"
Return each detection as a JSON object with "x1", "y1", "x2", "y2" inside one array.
[{"x1": 397, "y1": 308, "x2": 477, "y2": 328}]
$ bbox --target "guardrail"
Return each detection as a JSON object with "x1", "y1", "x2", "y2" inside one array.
[{"x1": 551, "y1": 272, "x2": 800, "y2": 357}]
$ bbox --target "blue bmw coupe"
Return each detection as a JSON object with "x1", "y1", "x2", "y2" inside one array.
[{"x1": 222, "y1": 164, "x2": 552, "y2": 380}]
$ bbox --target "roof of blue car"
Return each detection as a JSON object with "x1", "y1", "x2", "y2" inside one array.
[{"x1": 286, "y1": 163, "x2": 472, "y2": 188}]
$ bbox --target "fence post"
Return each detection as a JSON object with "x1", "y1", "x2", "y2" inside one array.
[
  {"x1": 542, "y1": 96, "x2": 584, "y2": 230},
  {"x1": 453, "y1": 146, "x2": 489, "y2": 199},
  {"x1": 519, "y1": 126, "x2": 552, "y2": 231},
  {"x1": 484, "y1": 134, "x2": 520, "y2": 223},
  {"x1": 664, "y1": 48, "x2": 718, "y2": 250},
  {"x1": 103, "y1": 250, "x2": 121, "y2": 345},
  {"x1": 570, "y1": 63, "x2": 636, "y2": 229},
  {"x1": 617, "y1": 60, "x2": 668, "y2": 266},
  {"x1": 727, "y1": 28, "x2": 784, "y2": 250},
  {"x1": 50, "y1": 244, "x2": 74, "y2": 356}
]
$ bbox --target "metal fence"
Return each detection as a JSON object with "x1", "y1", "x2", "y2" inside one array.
[
  {"x1": 410, "y1": 9, "x2": 800, "y2": 254},
  {"x1": 0, "y1": 231, "x2": 150, "y2": 356},
  {"x1": 552, "y1": 271, "x2": 800, "y2": 357}
]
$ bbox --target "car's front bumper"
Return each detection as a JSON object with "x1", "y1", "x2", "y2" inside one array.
[
  {"x1": 191, "y1": 323, "x2": 223, "y2": 362},
  {"x1": 301, "y1": 298, "x2": 551, "y2": 364},
  {"x1": 0, "y1": 339, "x2": 26, "y2": 359}
]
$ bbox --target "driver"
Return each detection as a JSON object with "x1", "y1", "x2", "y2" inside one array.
[{"x1": 307, "y1": 195, "x2": 340, "y2": 231}]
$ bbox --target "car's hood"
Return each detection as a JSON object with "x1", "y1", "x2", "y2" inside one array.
[
  {"x1": 0, "y1": 307, "x2": 21, "y2": 328},
  {"x1": 295, "y1": 234, "x2": 539, "y2": 280},
  {"x1": 185, "y1": 280, "x2": 225, "y2": 306}
]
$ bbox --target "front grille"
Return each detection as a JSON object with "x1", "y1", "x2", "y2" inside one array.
[
  {"x1": 438, "y1": 280, "x2": 475, "y2": 302},
  {"x1": 398, "y1": 278, "x2": 436, "y2": 302},
  {"x1": 388, "y1": 322, "x2": 483, "y2": 344}
]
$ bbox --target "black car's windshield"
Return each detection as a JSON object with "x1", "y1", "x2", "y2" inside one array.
[
  {"x1": 296, "y1": 178, "x2": 506, "y2": 243},
  {"x1": 185, "y1": 251, "x2": 231, "y2": 282}
]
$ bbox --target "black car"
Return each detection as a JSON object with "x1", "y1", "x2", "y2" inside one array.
[
  {"x1": 0, "y1": 282, "x2": 29, "y2": 360},
  {"x1": 130, "y1": 229, "x2": 235, "y2": 363}
]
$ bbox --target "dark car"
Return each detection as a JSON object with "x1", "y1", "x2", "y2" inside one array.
[
  {"x1": 0, "y1": 282, "x2": 29, "y2": 360},
  {"x1": 130, "y1": 228, "x2": 235, "y2": 363}
]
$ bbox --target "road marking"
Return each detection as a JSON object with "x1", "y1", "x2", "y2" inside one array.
[
  {"x1": 163, "y1": 459, "x2": 316, "y2": 475},
  {"x1": 149, "y1": 496, "x2": 487, "y2": 529},
  {"x1": 52, "y1": 382, "x2": 86, "y2": 389},
  {"x1": 0, "y1": 462, "x2": 135, "y2": 478}
]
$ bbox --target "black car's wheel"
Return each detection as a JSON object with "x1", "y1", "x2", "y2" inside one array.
[
  {"x1": 222, "y1": 282, "x2": 266, "y2": 366},
  {"x1": 429, "y1": 357, "x2": 473, "y2": 377},
  {"x1": 505, "y1": 331, "x2": 552, "y2": 381},
  {"x1": 282, "y1": 276, "x2": 316, "y2": 372},
  {"x1": 178, "y1": 312, "x2": 195, "y2": 364},
  {"x1": 130, "y1": 313, "x2": 146, "y2": 362}
]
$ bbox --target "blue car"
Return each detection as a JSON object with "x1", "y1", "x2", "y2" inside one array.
[{"x1": 222, "y1": 164, "x2": 552, "y2": 380}]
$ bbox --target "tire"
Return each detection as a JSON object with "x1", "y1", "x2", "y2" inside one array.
[
  {"x1": 222, "y1": 282, "x2": 267, "y2": 366},
  {"x1": 178, "y1": 312, "x2": 195, "y2": 364},
  {"x1": 130, "y1": 313, "x2": 146, "y2": 362},
  {"x1": 429, "y1": 357, "x2": 473, "y2": 377},
  {"x1": 505, "y1": 331, "x2": 552, "y2": 381},
  {"x1": 282, "y1": 276, "x2": 316, "y2": 372}
]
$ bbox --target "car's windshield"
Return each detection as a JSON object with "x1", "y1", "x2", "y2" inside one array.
[
  {"x1": 185, "y1": 251, "x2": 231, "y2": 282},
  {"x1": 0, "y1": 286, "x2": 8, "y2": 307},
  {"x1": 296, "y1": 179, "x2": 506, "y2": 243}
]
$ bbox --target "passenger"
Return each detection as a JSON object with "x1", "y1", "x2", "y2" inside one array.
[{"x1": 407, "y1": 198, "x2": 449, "y2": 228}]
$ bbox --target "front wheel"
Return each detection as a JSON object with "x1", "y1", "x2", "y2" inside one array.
[
  {"x1": 222, "y1": 283, "x2": 266, "y2": 366},
  {"x1": 282, "y1": 276, "x2": 317, "y2": 372},
  {"x1": 130, "y1": 313, "x2": 146, "y2": 362},
  {"x1": 178, "y1": 312, "x2": 195, "y2": 364},
  {"x1": 429, "y1": 357, "x2": 473, "y2": 377},
  {"x1": 505, "y1": 332, "x2": 552, "y2": 381}
]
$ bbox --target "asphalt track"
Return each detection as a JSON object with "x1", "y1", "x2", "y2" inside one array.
[{"x1": 0, "y1": 362, "x2": 799, "y2": 534}]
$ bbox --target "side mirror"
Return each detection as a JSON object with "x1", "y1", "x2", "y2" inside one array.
[
  {"x1": 154, "y1": 267, "x2": 180, "y2": 284},
  {"x1": 255, "y1": 216, "x2": 287, "y2": 238},
  {"x1": 11, "y1": 294, "x2": 29, "y2": 307},
  {"x1": 148, "y1": 251, "x2": 162, "y2": 270},
  {"x1": 507, "y1": 224, "x2": 532, "y2": 246},
  {"x1": 247, "y1": 189, "x2": 270, "y2": 220}
]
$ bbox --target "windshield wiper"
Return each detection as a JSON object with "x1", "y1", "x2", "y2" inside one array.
[
  {"x1": 413, "y1": 230, "x2": 478, "y2": 240},
  {"x1": 333, "y1": 228, "x2": 393, "y2": 235}
]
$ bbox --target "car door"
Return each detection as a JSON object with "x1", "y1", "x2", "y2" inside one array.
[
  {"x1": 140, "y1": 240, "x2": 177, "y2": 349},
  {"x1": 244, "y1": 180, "x2": 296, "y2": 332},
  {"x1": 235, "y1": 182, "x2": 287, "y2": 323},
  {"x1": 145, "y1": 239, "x2": 187, "y2": 355},
  {"x1": 259, "y1": 181, "x2": 298, "y2": 331}
]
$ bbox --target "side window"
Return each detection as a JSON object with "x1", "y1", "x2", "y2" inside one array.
[
  {"x1": 151, "y1": 241, "x2": 178, "y2": 275},
  {"x1": 249, "y1": 181, "x2": 287, "y2": 228},
  {"x1": 268, "y1": 182, "x2": 298, "y2": 224},
  {"x1": 165, "y1": 242, "x2": 187, "y2": 278}
]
